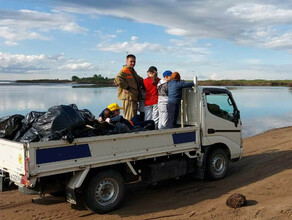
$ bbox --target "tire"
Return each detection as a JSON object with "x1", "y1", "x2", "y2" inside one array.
[
  {"x1": 85, "y1": 170, "x2": 124, "y2": 214},
  {"x1": 206, "y1": 148, "x2": 229, "y2": 180}
]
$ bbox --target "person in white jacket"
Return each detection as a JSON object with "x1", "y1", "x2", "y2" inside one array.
[{"x1": 157, "y1": 70, "x2": 172, "y2": 129}]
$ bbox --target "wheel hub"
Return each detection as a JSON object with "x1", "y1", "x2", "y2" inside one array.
[
  {"x1": 95, "y1": 178, "x2": 119, "y2": 206},
  {"x1": 212, "y1": 155, "x2": 225, "y2": 175}
]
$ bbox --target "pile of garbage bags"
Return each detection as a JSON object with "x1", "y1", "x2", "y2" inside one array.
[{"x1": 0, "y1": 104, "x2": 153, "y2": 144}]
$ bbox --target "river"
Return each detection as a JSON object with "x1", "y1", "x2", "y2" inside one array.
[{"x1": 0, "y1": 83, "x2": 291, "y2": 138}]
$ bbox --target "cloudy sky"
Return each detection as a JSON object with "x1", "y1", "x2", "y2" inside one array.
[{"x1": 0, "y1": 0, "x2": 292, "y2": 80}]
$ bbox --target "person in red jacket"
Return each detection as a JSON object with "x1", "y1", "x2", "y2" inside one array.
[{"x1": 143, "y1": 66, "x2": 160, "y2": 129}]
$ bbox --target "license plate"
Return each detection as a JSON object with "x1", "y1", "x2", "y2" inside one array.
[{"x1": 9, "y1": 174, "x2": 21, "y2": 184}]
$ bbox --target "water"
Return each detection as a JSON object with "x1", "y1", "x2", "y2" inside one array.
[
  {"x1": 229, "y1": 86, "x2": 292, "y2": 137},
  {"x1": 0, "y1": 84, "x2": 291, "y2": 138},
  {"x1": 0, "y1": 83, "x2": 120, "y2": 118}
]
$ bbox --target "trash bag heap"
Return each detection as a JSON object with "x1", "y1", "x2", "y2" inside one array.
[{"x1": 0, "y1": 104, "x2": 154, "y2": 144}]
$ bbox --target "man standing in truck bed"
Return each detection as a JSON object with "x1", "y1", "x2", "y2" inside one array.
[{"x1": 114, "y1": 54, "x2": 144, "y2": 120}]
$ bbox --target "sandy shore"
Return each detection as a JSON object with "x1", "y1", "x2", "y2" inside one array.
[{"x1": 0, "y1": 127, "x2": 291, "y2": 220}]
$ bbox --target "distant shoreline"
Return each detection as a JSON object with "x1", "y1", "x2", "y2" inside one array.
[
  {"x1": 1, "y1": 79, "x2": 291, "y2": 87},
  {"x1": 198, "y1": 79, "x2": 292, "y2": 87}
]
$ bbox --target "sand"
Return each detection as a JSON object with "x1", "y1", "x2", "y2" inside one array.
[{"x1": 0, "y1": 127, "x2": 291, "y2": 220}]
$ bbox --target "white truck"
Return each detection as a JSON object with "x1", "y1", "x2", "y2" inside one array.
[{"x1": 0, "y1": 81, "x2": 242, "y2": 213}]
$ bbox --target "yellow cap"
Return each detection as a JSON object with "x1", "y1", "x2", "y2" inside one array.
[{"x1": 107, "y1": 103, "x2": 123, "y2": 112}]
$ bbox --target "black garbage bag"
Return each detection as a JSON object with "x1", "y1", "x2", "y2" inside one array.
[
  {"x1": 93, "y1": 121, "x2": 114, "y2": 134},
  {"x1": 0, "y1": 116, "x2": 10, "y2": 137},
  {"x1": 19, "y1": 127, "x2": 39, "y2": 143},
  {"x1": 77, "y1": 109, "x2": 95, "y2": 125},
  {"x1": 72, "y1": 121, "x2": 114, "y2": 138},
  {"x1": 32, "y1": 105, "x2": 85, "y2": 139},
  {"x1": 140, "y1": 120, "x2": 155, "y2": 130},
  {"x1": 72, "y1": 127, "x2": 98, "y2": 138},
  {"x1": 14, "y1": 111, "x2": 45, "y2": 141},
  {"x1": 111, "y1": 122, "x2": 131, "y2": 134},
  {"x1": 69, "y1": 104, "x2": 95, "y2": 124},
  {"x1": 13, "y1": 126, "x2": 29, "y2": 142},
  {"x1": 69, "y1": 104, "x2": 78, "y2": 110},
  {"x1": 60, "y1": 130, "x2": 75, "y2": 144},
  {"x1": 23, "y1": 111, "x2": 46, "y2": 125},
  {"x1": 38, "y1": 129, "x2": 75, "y2": 143},
  {"x1": 0, "y1": 114, "x2": 24, "y2": 139}
]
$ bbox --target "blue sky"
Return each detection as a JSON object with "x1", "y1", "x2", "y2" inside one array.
[{"x1": 0, "y1": 0, "x2": 292, "y2": 80}]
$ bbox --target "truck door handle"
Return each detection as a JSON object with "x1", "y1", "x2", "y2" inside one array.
[{"x1": 208, "y1": 129, "x2": 215, "y2": 134}]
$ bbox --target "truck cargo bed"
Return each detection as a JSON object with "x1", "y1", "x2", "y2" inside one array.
[{"x1": 0, "y1": 126, "x2": 199, "y2": 181}]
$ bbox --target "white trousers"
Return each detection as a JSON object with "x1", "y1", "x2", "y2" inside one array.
[
  {"x1": 144, "y1": 104, "x2": 159, "y2": 130},
  {"x1": 158, "y1": 102, "x2": 168, "y2": 129}
]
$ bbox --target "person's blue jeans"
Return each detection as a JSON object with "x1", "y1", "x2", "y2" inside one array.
[{"x1": 167, "y1": 102, "x2": 180, "y2": 128}]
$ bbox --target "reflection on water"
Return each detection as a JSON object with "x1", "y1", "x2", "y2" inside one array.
[
  {"x1": 228, "y1": 86, "x2": 292, "y2": 137},
  {"x1": 0, "y1": 85, "x2": 291, "y2": 138},
  {"x1": 242, "y1": 113, "x2": 292, "y2": 137},
  {"x1": 0, "y1": 84, "x2": 120, "y2": 117}
]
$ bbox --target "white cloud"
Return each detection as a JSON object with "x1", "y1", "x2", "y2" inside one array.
[
  {"x1": 166, "y1": 28, "x2": 190, "y2": 36},
  {"x1": 0, "y1": 26, "x2": 49, "y2": 42},
  {"x1": 97, "y1": 40, "x2": 162, "y2": 54},
  {"x1": 0, "y1": 52, "x2": 50, "y2": 73},
  {"x1": 60, "y1": 22, "x2": 87, "y2": 33},
  {"x1": 263, "y1": 32, "x2": 292, "y2": 50},
  {"x1": 210, "y1": 74, "x2": 220, "y2": 80},
  {"x1": 227, "y1": 4, "x2": 292, "y2": 23},
  {"x1": 4, "y1": 41, "x2": 18, "y2": 46},
  {"x1": 0, "y1": 51, "x2": 95, "y2": 75},
  {"x1": 56, "y1": 0, "x2": 292, "y2": 51},
  {"x1": 131, "y1": 36, "x2": 138, "y2": 41},
  {"x1": 97, "y1": 36, "x2": 209, "y2": 59},
  {"x1": 243, "y1": 59, "x2": 262, "y2": 65},
  {"x1": 58, "y1": 62, "x2": 94, "y2": 71},
  {"x1": 95, "y1": 30, "x2": 116, "y2": 41},
  {"x1": 0, "y1": 9, "x2": 87, "y2": 44}
]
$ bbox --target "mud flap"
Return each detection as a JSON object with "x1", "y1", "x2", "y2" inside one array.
[
  {"x1": 0, "y1": 170, "x2": 9, "y2": 192},
  {"x1": 66, "y1": 187, "x2": 77, "y2": 204},
  {"x1": 192, "y1": 146, "x2": 211, "y2": 180},
  {"x1": 0, "y1": 175, "x2": 4, "y2": 192}
]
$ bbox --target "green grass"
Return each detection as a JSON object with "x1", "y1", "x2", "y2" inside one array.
[
  {"x1": 198, "y1": 80, "x2": 292, "y2": 87},
  {"x1": 16, "y1": 77, "x2": 292, "y2": 87}
]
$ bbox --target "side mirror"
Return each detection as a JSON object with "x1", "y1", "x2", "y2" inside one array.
[{"x1": 234, "y1": 110, "x2": 240, "y2": 127}]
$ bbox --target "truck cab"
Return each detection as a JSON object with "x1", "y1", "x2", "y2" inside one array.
[
  {"x1": 181, "y1": 85, "x2": 242, "y2": 156},
  {"x1": 178, "y1": 85, "x2": 242, "y2": 180}
]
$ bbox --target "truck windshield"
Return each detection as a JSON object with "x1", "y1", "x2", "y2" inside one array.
[{"x1": 206, "y1": 93, "x2": 235, "y2": 122}]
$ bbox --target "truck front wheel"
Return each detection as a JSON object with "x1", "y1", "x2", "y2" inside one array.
[
  {"x1": 206, "y1": 148, "x2": 229, "y2": 180},
  {"x1": 85, "y1": 170, "x2": 124, "y2": 213}
]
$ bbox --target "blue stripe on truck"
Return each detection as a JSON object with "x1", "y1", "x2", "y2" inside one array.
[
  {"x1": 36, "y1": 144, "x2": 91, "y2": 164},
  {"x1": 172, "y1": 131, "x2": 196, "y2": 144}
]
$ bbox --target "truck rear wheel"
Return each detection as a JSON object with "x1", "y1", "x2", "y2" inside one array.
[
  {"x1": 85, "y1": 170, "x2": 124, "y2": 213},
  {"x1": 206, "y1": 148, "x2": 229, "y2": 180}
]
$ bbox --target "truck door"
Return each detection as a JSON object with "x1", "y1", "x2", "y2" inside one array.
[{"x1": 202, "y1": 88, "x2": 241, "y2": 149}]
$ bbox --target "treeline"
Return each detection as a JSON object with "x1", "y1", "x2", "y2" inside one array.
[
  {"x1": 16, "y1": 76, "x2": 292, "y2": 87},
  {"x1": 72, "y1": 74, "x2": 115, "y2": 86},
  {"x1": 16, "y1": 74, "x2": 115, "y2": 86},
  {"x1": 198, "y1": 79, "x2": 292, "y2": 87},
  {"x1": 16, "y1": 79, "x2": 71, "y2": 83}
]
